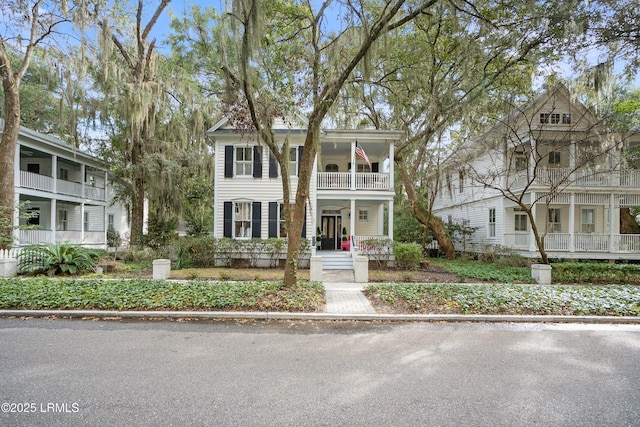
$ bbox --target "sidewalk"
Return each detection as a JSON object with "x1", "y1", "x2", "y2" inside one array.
[{"x1": 323, "y1": 270, "x2": 376, "y2": 314}]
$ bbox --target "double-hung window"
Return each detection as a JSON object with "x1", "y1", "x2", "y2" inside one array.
[
  {"x1": 548, "y1": 208, "x2": 562, "y2": 233},
  {"x1": 58, "y1": 210, "x2": 68, "y2": 231},
  {"x1": 515, "y1": 214, "x2": 527, "y2": 231},
  {"x1": 488, "y1": 208, "x2": 496, "y2": 238},
  {"x1": 234, "y1": 202, "x2": 252, "y2": 238},
  {"x1": 581, "y1": 209, "x2": 595, "y2": 233},
  {"x1": 288, "y1": 147, "x2": 298, "y2": 176},
  {"x1": 235, "y1": 147, "x2": 253, "y2": 176}
]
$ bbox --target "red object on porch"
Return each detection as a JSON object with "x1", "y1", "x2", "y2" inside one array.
[{"x1": 341, "y1": 237, "x2": 350, "y2": 251}]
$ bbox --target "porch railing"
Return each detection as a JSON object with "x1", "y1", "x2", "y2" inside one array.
[
  {"x1": 317, "y1": 172, "x2": 391, "y2": 190},
  {"x1": 352, "y1": 235, "x2": 392, "y2": 252},
  {"x1": 19, "y1": 170, "x2": 106, "y2": 201},
  {"x1": 511, "y1": 168, "x2": 640, "y2": 189},
  {"x1": 503, "y1": 233, "x2": 640, "y2": 253},
  {"x1": 19, "y1": 170, "x2": 54, "y2": 192},
  {"x1": 18, "y1": 229, "x2": 55, "y2": 245},
  {"x1": 18, "y1": 229, "x2": 106, "y2": 246}
]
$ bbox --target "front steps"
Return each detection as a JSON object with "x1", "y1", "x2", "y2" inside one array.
[{"x1": 319, "y1": 251, "x2": 353, "y2": 270}]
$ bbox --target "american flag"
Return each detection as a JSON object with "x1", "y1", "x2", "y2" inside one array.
[{"x1": 355, "y1": 141, "x2": 371, "y2": 169}]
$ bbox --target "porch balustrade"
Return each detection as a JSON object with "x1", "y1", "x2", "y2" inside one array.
[
  {"x1": 352, "y1": 235, "x2": 392, "y2": 253},
  {"x1": 503, "y1": 233, "x2": 640, "y2": 253},
  {"x1": 317, "y1": 172, "x2": 390, "y2": 190},
  {"x1": 19, "y1": 170, "x2": 54, "y2": 192},
  {"x1": 510, "y1": 168, "x2": 640, "y2": 189},
  {"x1": 18, "y1": 170, "x2": 105, "y2": 201}
]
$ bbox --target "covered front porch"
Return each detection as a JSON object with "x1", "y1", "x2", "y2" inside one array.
[
  {"x1": 502, "y1": 191, "x2": 640, "y2": 258},
  {"x1": 314, "y1": 199, "x2": 393, "y2": 252}
]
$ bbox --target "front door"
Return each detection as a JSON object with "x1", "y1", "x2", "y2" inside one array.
[{"x1": 321, "y1": 216, "x2": 342, "y2": 250}]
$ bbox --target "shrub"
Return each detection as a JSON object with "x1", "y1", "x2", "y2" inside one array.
[
  {"x1": 552, "y1": 262, "x2": 640, "y2": 285},
  {"x1": 393, "y1": 242, "x2": 422, "y2": 270},
  {"x1": 18, "y1": 242, "x2": 99, "y2": 276}
]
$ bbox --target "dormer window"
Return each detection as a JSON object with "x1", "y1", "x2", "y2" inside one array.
[
  {"x1": 562, "y1": 113, "x2": 571, "y2": 124},
  {"x1": 540, "y1": 113, "x2": 566, "y2": 124}
]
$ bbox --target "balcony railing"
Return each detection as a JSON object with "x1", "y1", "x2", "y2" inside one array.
[
  {"x1": 20, "y1": 170, "x2": 54, "y2": 192},
  {"x1": 317, "y1": 172, "x2": 390, "y2": 190},
  {"x1": 18, "y1": 170, "x2": 105, "y2": 201},
  {"x1": 510, "y1": 168, "x2": 640, "y2": 189}
]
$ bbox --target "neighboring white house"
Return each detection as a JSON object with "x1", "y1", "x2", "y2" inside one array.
[
  {"x1": 207, "y1": 116, "x2": 401, "y2": 255},
  {"x1": 1, "y1": 119, "x2": 130, "y2": 249},
  {"x1": 431, "y1": 83, "x2": 640, "y2": 260}
]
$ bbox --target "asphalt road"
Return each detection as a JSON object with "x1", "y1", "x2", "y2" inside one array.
[{"x1": 1, "y1": 318, "x2": 639, "y2": 427}]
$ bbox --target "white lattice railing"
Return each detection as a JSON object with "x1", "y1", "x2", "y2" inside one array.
[
  {"x1": 353, "y1": 235, "x2": 392, "y2": 252},
  {"x1": 542, "y1": 233, "x2": 570, "y2": 251},
  {"x1": 614, "y1": 234, "x2": 640, "y2": 252},
  {"x1": 57, "y1": 179, "x2": 84, "y2": 197},
  {"x1": 574, "y1": 233, "x2": 609, "y2": 252},
  {"x1": 510, "y1": 168, "x2": 640, "y2": 189}
]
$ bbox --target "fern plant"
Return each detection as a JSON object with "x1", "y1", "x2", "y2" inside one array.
[{"x1": 19, "y1": 242, "x2": 99, "y2": 276}]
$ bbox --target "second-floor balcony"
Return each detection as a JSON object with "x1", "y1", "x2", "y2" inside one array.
[
  {"x1": 509, "y1": 168, "x2": 640, "y2": 190},
  {"x1": 19, "y1": 170, "x2": 106, "y2": 201},
  {"x1": 317, "y1": 172, "x2": 391, "y2": 191}
]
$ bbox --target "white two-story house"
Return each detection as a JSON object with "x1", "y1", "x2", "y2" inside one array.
[
  {"x1": 1, "y1": 119, "x2": 129, "y2": 249},
  {"x1": 431, "y1": 83, "x2": 640, "y2": 260},
  {"x1": 208, "y1": 116, "x2": 400, "y2": 258}
]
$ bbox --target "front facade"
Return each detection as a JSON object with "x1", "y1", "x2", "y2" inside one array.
[
  {"x1": 432, "y1": 84, "x2": 640, "y2": 260},
  {"x1": 2, "y1": 120, "x2": 129, "y2": 249},
  {"x1": 208, "y1": 117, "x2": 400, "y2": 253}
]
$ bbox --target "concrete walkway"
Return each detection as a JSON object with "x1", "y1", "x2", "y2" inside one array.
[{"x1": 322, "y1": 270, "x2": 376, "y2": 314}]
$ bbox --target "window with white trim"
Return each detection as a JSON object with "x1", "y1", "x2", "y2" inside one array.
[
  {"x1": 235, "y1": 147, "x2": 253, "y2": 176},
  {"x1": 358, "y1": 209, "x2": 368, "y2": 222},
  {"x1": 84, "y1": 212, "x2": 89, "y2": 231},
  {"x1": 288, "y1": 147, "x2": 298, "y2": 176},
  {"x1": 548, "y1": 151, "x2": 561, "y2": 166},
  {"x1": 581, "y1": 209, "x2": 595, "y2": 233},
  {"x1": 488, "y1": 208, "x2": 496, "y2": 237},
  {"x1": 59, "y1": 168, "x2": 68, "y2": 181},
  {"x1": 515, "y1": 214, "x2": 527, "y2": 231},
  {"x1": 234, "y1": 202, "x2": 252, "y2": 238},
  {"x1": 548, "y1": 208, "x2": 562, "y2": 233},
  {"x1": 58, "y1": 210, "x2": 68, "y2": 231},
  {"x1": 459, "y1": 170, "x2": 464, "y2": 193},
  {"x1": 562, "y1": 113, "x2": 571, "y2": 124},
  {"x1": 108, "y1": 214, "x2": 115, "y2": 232},
  {"x1": 356, "y1": 164, "x2": 371, "y2": 173}
]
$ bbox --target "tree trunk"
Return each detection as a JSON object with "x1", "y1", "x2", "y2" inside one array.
[
  {"x1": 527, "y1": 209, "x2": 549, "y2": 264},
  {"x1": 0, "y1": 82, "x2": 20, "y2": 249},
  {"x1": 129, "y1": 135, "x2": 145, "y2": 247},
  {"x1": 620, "y1": 207, "x2": 640, "y2": 234},
  {"x1": 396, "y1": 156, "x2": 455, "y2": 259},
  {"x1": 283, "y1": 128, "x2": 317, "y2": 287}
]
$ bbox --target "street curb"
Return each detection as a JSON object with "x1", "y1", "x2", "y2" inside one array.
[{"x1": 1, "y1": 310, "x2": 640, "y2": 324}]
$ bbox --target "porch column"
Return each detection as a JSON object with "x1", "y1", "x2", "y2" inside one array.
[
  {"x1": 529, "y1": 192, "x2": 537, "y2": 252},
  {"x1": 350, "y1": 199, "x2": 356, "y2": 251},
  {"x1": 350, "y1": 141, "x2": 356, "y2": 190},
  {"x1": 51, "y1": 155, "x2": 57, "y2": 193},
  {"x1": 569, "y1": 140, "x2": 576, "y2": 179},
  {"x1": 388, "y1": 199, "x2": 394, "y2": 241},
  {"x1": 569, "y1": 193, "x2": 575, "y2": 252},
  {"x1": 81, "y1": 203, "x2": 85, "y2": 239},
  {"x1": 12, "y1": 191, "x2": 19, "y2": 246},
  {"x1": 80, "y1": 164, "x2": 85, "y2": 198},
  {"x1": 14, "y1": 143, "x2": 20, "y2": 187},
  {"x1": 50, "y1": 199, "x2": 57, "y2": 243},
  {"x1": 378, "y1": 204, "x2": 384, "y2": 235},
  {"x1": 388, "y1": 142, "x2": 394, "y2": 191},
  {"x1": 609, "y1": 193, "x2": 615, "y2": 253}
]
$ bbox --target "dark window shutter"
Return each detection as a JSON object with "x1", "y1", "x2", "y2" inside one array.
[
  {"x1": 301, "y1": 206, "x2": 307, "y2": 238},
  {"x1": 252, "y1": 202, "x2": 261, "y2": 238},
  {"x1": 372, "y1": 162, "x2": 379, "y2": 173},
  {"x1": 297, "y1": 146, "x2": 303, "y2": 176},
  {"x1": 348, "y1": 162, "x2": 351, "y2": 170},
  {"x1": 268, "y1": 202, "x2": 278, "y2": 238},
  {"x1": 223, "y1": 202, "x2": 233, "y2": 237},
  {"x1": 269, "y1": 153, "x2": 278, "y2": 178},
  {"x1": 224, "y1": 146, "x2": 234, "y2": 178},
  {"x1": 253, "y1": 146, "x2": 262, "y2": 178}
]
